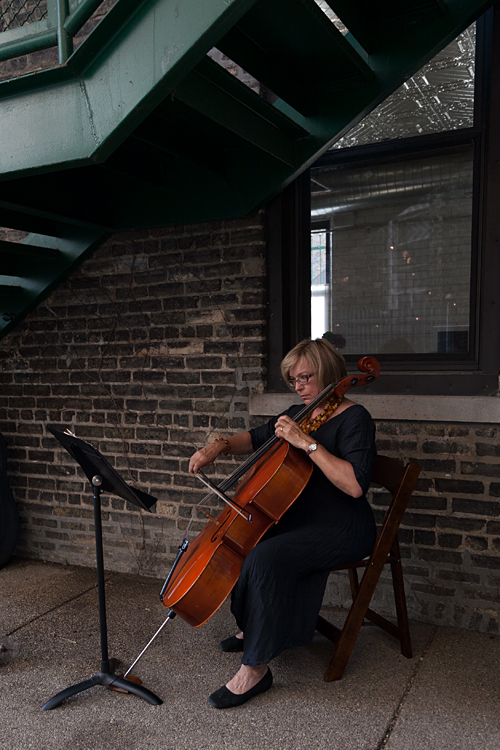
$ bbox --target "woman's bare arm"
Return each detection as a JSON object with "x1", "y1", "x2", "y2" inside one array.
[{"x1": 188, "y1": 431, "x2": 253, "y2": 474}]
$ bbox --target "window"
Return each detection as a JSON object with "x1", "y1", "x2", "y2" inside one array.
[
  {"x1": 267, "y1": 9, "x2": 500, "y2": 395},
  {"x1": 310, "y1": 139, "x2": 476, "y2": 360}
]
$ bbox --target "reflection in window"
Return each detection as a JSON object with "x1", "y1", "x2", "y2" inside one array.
[
  {"x1": 332, "y1": 24, "x2": 476, "y2": 149},
  {"x1": 310, "y1": 147, "x2": 473, "y2": 356}
]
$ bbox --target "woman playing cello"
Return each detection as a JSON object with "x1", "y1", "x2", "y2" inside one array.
[{"x1": 189, "y1": 338, "x2": 377, "y2": 708}]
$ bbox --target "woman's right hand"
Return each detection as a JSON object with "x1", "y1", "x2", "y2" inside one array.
[{"x1": 189, "y1": 442, "x2": 224, "y2": 474}]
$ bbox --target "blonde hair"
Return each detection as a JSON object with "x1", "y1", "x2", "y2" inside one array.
[{"x1": 280, "y1": 338, "x2": 347, "y2": 390}]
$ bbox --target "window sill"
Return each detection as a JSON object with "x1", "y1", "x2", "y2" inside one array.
[{"x1": 249, "y1": 393, "x2": 500, "y2": 423}]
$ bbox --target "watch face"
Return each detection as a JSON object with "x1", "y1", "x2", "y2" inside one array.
[{"x1": 309, "y1": 443, "x2": 317, "y2": 452}]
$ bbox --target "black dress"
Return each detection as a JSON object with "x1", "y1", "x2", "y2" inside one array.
[{"x1": 230, "y1": 403, "x2": 377, "y2": 666}]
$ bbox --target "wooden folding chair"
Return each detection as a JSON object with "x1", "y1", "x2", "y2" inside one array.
[{"x1": 316, "y1": 454, "x2": 420, "y2": 681}]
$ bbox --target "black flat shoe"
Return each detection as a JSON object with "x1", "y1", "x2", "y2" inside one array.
[
  {"x1": 209, "y1": 668, "x2": 272, "y2": 709},
  {"x1": 219, "y1": 635, "x2": 245, "y2": 652}
]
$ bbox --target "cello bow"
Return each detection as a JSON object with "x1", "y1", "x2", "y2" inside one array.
[
  {"x1": 124, "y1": 356, "x2": 380, "y2": 677},
  {"x1": 159, "y1": 356, "x2": 380, "y2": 626}
]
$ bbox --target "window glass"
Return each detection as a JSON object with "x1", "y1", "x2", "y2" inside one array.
[
  {"x1": 310, "y1": 146, "x2": 474, "y2": 356},
  {"x1": 332, "y1": 24, "x2": 476, "y2": 149}
]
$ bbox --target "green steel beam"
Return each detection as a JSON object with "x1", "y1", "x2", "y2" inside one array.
[
  {"x1": 174, "y1": 58, "x2": 305, "y2": 168},
  {"x1": 0, "y1": 202, "x2": 101, "y2": 237},
  {"x1": 0, "y1": 228, "x2": 107, "y2": 339},
  {"x1": 0, "y1": 284, "x2": 22, "y2": 296},
  {"x1": 0, "y1": 240, "x2": 60, "y2": 276},
  {"x1": 216, "y1": 0, "x2": 374, "y2": 116},
  {"x1": 0, "y1": 156, "x2": 244, "y2": 229},
  {"x1": 130, "y1": 113, "x2": 229, "y2": 180},
  {"x1": 0, "y1": 193, "x2": 110, "y2": 231},
  {"x1": 269, "y1": 0, "x2": 495, "y2": 176},
  {"x1": 326, "y1": 0, "x2": 455, "y2": 54},
  {"x1": 121, "y1": 0, "x2": 495, "y2": 223},
  {"x1": 0, "y1": 0, "x2": 494, "y2": 231},
  {"x1": 0, "y1": 0, "x2": 260, "y2": 179}
]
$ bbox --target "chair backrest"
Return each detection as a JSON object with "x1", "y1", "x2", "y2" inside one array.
[
  {"x1": 372, "y1": 454, "x2": 412, "y2": 495},
  {"x1": 368, "y1": 454, "x2": 421, "y2": 568}
]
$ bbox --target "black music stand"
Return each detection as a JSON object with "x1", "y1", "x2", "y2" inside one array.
[{"x1": 42, "y1": 427, "x2": 162, "y2": 710}]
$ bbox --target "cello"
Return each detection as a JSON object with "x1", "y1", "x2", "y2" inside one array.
[{"x1": 159, "y1": 356, "x2": 380, "y2": 629}]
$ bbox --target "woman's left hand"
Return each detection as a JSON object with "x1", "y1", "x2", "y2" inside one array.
[
  {"x1": 275, "y1": 414, "x2": 363, "y2": 498},
  {"x1": 275, "y1": 416, "x2": 309, "y2": 452}
]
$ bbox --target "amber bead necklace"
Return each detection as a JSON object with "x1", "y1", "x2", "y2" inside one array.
[{"x1": 300, "y1": 394, "x2": 344, "y2": 435}]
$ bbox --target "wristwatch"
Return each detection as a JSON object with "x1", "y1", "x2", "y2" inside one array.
[{"x1": 306, "y1": 442, "x2": 318, "y2": 456}]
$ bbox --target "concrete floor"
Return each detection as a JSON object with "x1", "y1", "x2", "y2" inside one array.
[{"x1": 1, "y1": 557, "x2": 499, "y2": 750}]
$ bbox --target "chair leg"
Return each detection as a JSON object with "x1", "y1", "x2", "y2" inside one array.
[
  {"x1": 390, "y1": 540, "x2": 412, "y2": 658},
  {"x1": 323, "y1": 565, "x2": 383, "y2": 682},
  {"x1": 323, "y1": 612, "x2": 364, "y2": 682},
  {"x1": 323, "y1": 551, "x2": 414, "y2": 680},
  {"x1": 348, "y1": 567, "x2": 360, "y2": 598},
  {"x1": 321, "y1": 458, "x2": 418, "y2": 681}
]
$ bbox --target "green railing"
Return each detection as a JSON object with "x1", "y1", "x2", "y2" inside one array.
[{"x1": 0, "y1": 0, "x2": 106, "y2": 64}]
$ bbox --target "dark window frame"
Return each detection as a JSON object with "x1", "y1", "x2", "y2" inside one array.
[
  {"x1": 310, "y1": 219, "x2": 331, "y2": 286},
  {"x1": 266, "y1": 8, "x2": 500, "y2": 396}
]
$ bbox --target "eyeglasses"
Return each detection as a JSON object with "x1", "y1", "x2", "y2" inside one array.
[{"x1": 287, "y1": 373, "x2": 315, "y2": 390}]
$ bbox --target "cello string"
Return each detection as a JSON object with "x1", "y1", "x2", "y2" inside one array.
[
  {"x1": 209, "y1": 379, "x2": 339, "y2": 494},
  {"x1": 195, "y1": 470, "x2": 251, "y2": 521},
  {"x1": 193, "y1": 379, "x2": 340, "y2": 511},
  {"x1": 159, "y1": 381, "x2": 334, "y2": 592}
]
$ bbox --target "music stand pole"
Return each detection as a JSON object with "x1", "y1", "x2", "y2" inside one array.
[
  {"x1": 92, "y1": 476, "x2": 112, "y2": 672},
  {"x1": 42, "y1": 431, "x2": 162, "y2": 710}
]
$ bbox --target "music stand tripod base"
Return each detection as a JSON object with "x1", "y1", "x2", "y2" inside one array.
[
  {"x1": 42, "y1": 430, "x2": 162, "y2": 710},
  {"x1": 42, "y1": 664, "x2": 162, "y2": 710}
]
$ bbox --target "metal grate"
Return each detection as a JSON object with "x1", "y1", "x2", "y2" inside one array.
[{"x1": 0, "y1": 0, "x2": 48, "y2": 33}]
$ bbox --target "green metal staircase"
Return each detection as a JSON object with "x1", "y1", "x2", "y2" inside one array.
[{"x1": 0, "y1": 0, "x2": 494, "y2": 339}]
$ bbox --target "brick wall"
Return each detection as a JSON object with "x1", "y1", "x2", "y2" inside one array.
[
  {"x1": 327, "y1": 420, "x2": 500, "y2": 634},
  {"x1": 1, "y1": 212, "x2": 500, "y2": 634},
  {"x1": 0, "y1": 214, "x2": 267, "y2": 576}
]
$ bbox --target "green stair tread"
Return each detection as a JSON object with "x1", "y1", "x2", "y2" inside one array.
[
  {"x1": 0, "y1": 239, "x2": 60, "y2": 258},
  {"x1": 174, "y1": 57, "x2": 305, "y2": 167},
  {"x1": 331, "y1": 0, "x2": 487, "y2": 54},
  {"x1": 216, "y1": 0, "x2": 374, "y2": 115},
  {"x1": 0, "y1": 202, "x2": 100, "y2": 237},
  {"x1": 0, "y1": 228, "x2": 107, "y2": 340},
  {"x1": 0, "y1": 284, "x2": 23, "y2": 296}
]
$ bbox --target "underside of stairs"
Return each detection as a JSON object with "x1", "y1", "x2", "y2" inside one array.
[{"x1": 0, "y1": 0, "x2": 494, "y2": 339}]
